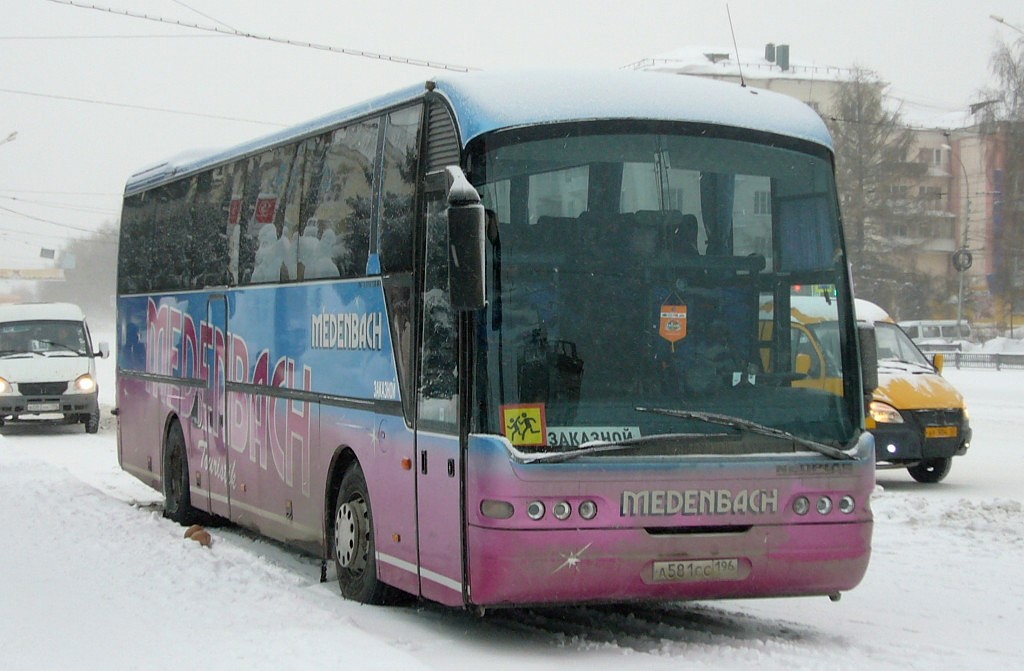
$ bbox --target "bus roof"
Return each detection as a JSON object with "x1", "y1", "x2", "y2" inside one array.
[
  {"x1": 125, "y1": 69, "x2": 833, "y2": 195},
  {"x1": 435, "y1": 69, "x2": 832, "y2": 148}
]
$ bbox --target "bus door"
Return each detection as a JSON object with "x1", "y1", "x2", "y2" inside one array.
[
  {"x1": 413, "y1": 187, "x2": 465, "y2": 606},
  {"x1": 205, "y1": 294, "x2": 231, "y2": 519}
]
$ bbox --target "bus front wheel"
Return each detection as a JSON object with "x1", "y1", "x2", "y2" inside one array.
[{"x1": 333, "y1": 464, "x2": 388, "y2": 604}]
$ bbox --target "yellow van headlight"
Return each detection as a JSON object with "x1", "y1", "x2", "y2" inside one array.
[
  {"x1": 73, "y1": 374, "x2": 97, "y2": 393},
  {"x1": 869, "y1": 400, "x2": 903, "y2": 424}
]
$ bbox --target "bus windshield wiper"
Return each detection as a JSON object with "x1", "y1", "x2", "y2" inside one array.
[{"x1": 635, "y1": 407, "x2": 855, "y2": 461}]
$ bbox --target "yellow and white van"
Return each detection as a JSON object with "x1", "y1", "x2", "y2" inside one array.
[
  {"x1": 761, "y1": 297, "x2": 971, "y2": 483},
  {"x1": 0, "y1": 302, "x2": 109, "y2": 433},
  {"x1": 859, "y1": 300, "x2": 971, "y2": 483}
]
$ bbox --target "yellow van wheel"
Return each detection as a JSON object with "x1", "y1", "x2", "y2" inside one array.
[{"x1": 907, "y1": 457, "x2": 952, "y2": 483}]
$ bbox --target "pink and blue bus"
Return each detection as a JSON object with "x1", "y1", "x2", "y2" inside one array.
[{"x1": 116, "y1": 69, "x2": 876, "y2": 608}]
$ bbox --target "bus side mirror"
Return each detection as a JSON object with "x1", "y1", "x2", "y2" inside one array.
[
  {"x1": 445, "y1": 166, "x2": 487, "y2": 311},
  {"x1": 857, "y1": 322, "x2": 878, "y2": 400}
]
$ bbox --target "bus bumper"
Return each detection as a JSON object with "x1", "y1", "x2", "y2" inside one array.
[{"x1": 465, "y1": 520, "x2": 872, "y2": 606}]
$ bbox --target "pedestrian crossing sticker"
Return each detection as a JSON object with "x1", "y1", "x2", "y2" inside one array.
[{"x1": 500, "y1": 403, "x2": 547, "y2": 447}]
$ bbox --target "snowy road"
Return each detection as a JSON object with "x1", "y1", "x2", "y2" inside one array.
[{"x1": 0, "y1": 368, "x2": 1021, "y2": 670}]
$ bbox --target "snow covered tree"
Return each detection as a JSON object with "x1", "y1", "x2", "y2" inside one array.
[
  {"x1": 979, "y1": 34, "x2": 1024, "y2": 331},
  {"x1": 825, "y1": 69, "x2": 935, "y2": 317}
]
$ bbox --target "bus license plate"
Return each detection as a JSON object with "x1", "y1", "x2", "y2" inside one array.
[
  {"x1": 925, "y1": 426, "x2": 958, "y2": 438},
  {"x1": 652, "y1": 558, "x2": 740, "y2": 583},
  {"x1": 27, "y1": 402, "x2": 60, "y2": 412}
]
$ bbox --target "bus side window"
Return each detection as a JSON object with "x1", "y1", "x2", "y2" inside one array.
[
  {"x1": 239, "y1": 146, "x2": 297, "y2": 284},
  {"x1": 290, "y1": 135, "x2": 335, "y2": 281},
  {"x1": 149, "y1": 180, "x2": 192, "y2": 291},
  {"x1": 308, "y1": 118, "x2": 380, "y2": 279},
  {"x1": 379, "y1": 105, "x2": 422, "y2": 274},
  {"x1": 418, "y1": 193, "x2": 458, "y2": 431},
  {"x1": 191, "y1": 168, "x2": 231, "y2": 288}
]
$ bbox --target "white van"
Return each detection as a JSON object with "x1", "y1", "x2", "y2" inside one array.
[
  {"x1": 898, "y1": 319, "x2": 971, "y2": 351},
  {"x1": 0, "y1": 302, "x2": 110, "y2": 432}
]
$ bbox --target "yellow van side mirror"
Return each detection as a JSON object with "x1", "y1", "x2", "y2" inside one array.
[
  {"x1": 932, "y1": 353, "x2": 944, "y2": 374},
  {"x1": 794, "y1": 352, "x2": 812, "y2": 376}
]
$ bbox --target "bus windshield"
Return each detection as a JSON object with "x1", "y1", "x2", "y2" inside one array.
[{"x1": 472, "y1": 123, "x2": 857, "y2": 453}]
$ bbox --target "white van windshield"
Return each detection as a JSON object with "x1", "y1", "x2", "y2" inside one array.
[{"x1": 0, "y1": 320, "x2": 89, "y2": 356}]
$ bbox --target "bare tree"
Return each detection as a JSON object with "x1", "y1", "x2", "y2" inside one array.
[
  {"x1": 825, "y1": 68, "x2": 936, "y2": 317},
  {"x1": 979, "y1": 35, "x2": 1024, "y2": 332},
  {"x1": 31, "y1": 224, "x2": 118, "y2": 328}
]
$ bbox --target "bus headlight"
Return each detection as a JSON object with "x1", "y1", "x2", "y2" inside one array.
[
  {"x1": 73, "y1": 374, "x2": 97, "y2": 393},
  {"x1": 578, "y1": 500, "x2": 598, "y2": 520},
  {"x1": 526, "y1": 501, "x2": 545, "y2": 520},
  {"x1": 816, "y1": 496, "x2": 833, "y2": 515},
  {"x1": 552, "y1": 501, "x2": 572, "y2": 520},
  {"x1": 838, "y1": 495, "x2": 856, "y2": 514},
  {"x1": 793, "y1": 496, "x2": 810, "y2": 516},
  {"x1": 869, "y1": 401, "x2": 903, "y2": 424}
]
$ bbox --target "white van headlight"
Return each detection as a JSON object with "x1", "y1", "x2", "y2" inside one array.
[
  {"x1": 73, "y1": 374, "x2": 97, "y2": 393},
  {"x1": 869, "y1": 401, "x2": 903, "y2": 424},
  {"x1": 0, "y1": 376, "x2": 12, "y2": 394}
]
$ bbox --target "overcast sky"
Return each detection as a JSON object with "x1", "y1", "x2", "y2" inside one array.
[{"x1": 2, "y1": 0, "x2": 1023, "y2": 271}]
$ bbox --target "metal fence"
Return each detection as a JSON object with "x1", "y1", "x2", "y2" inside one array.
[{"x1": 922, "y1": 350, "x2": 1024, "y2": 370}]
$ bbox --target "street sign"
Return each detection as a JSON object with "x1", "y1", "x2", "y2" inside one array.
[
  {"x1": 0, "y1": 268, "x2": 65, "y2": 280},
  {"x1": 952, "y1": 248, "x2": 973, "y2": 272}
]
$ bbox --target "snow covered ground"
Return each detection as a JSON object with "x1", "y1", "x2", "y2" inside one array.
[{"x1": 1, "y1": 358, "x2": 1022, "y2": 670}]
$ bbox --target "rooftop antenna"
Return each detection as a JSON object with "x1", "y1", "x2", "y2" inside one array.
[{"x1": 726, "y1": 4, "x2": 746, "y2": 87}]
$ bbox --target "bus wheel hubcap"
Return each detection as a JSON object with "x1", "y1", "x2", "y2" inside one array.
[{"x1": 336, "y1": 499, "x2": 368, "y2": 572}]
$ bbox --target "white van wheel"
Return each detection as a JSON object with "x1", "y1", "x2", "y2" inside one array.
[{"x1": 85, "y1": 409, "x2": 100, "y2": 433}]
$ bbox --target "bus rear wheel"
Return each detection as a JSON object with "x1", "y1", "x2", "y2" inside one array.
[
  {"x1": 162, "y1": 421, "x2": 197, "y2": 524},
  {"x1": 333, "y1": 464, "x2": 388, "y2": 604},
  {"x1": 907, "y1": 457, "x2": 952, "y2": 483}
]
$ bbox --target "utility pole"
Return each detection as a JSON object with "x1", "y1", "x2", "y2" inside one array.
[{"x1": 945, "y1": 135, "x2": 972, "y2": 339}]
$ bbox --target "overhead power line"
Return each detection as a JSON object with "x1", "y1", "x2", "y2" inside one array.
[
  {"x1": 0, "y1": 33, "x2": 227, "y2": 40},
  {"x1": 170, "y1": 0, "x2": 238, "y2": 32},
  {"x1": 0, "y1": 87, "x2": 287, "y2": 126},
  {"x1": 48, "y1": 0, "x2": 478, "y2": 72},
  {"x1": 0, "y1": 194, "x2": 119, "y2": 216},
  {"x1": 0, "y1": 189, "x2": 119, "y2": 197},
  {"x1": 0, "y1": 204, "x2": 118, "y2": 237}
]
